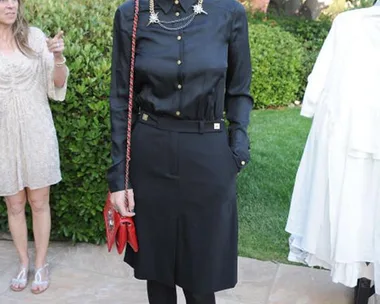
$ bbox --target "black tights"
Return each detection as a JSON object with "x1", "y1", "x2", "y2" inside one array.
[{"x1": 147, "y1": 280, "x2": 216, "y2": 304}]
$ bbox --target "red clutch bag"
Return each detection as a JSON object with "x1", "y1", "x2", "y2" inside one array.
[
  {"x1": 103, "y1": 0, "x2": 140, "y2": 255},
  {"x1": 103, "y1": 192, "x2": 138, "y2": 254}
]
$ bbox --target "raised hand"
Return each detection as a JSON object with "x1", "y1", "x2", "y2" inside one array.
[{"x1": 46, "y1": 30, "x2": 65, "y2": 58}]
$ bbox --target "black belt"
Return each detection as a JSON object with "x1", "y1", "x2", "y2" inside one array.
[{"x1": 137, "y1": 112, "x2": 225, "y2": 134}]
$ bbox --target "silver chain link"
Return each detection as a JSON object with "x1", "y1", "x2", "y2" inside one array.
[
  {"x1": 156, "y1": 14, "x2": 196, "y2": 31},
  {"x1": 148, "y1": 0, "x2": 206, "y2": 31}
]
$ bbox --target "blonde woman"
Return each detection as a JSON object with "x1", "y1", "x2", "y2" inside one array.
[{"x1": 0, "y1": 0, "x2": 69, "y2": 295}]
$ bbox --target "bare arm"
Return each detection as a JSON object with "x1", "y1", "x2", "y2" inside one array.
[
  {"x1": 46, "y1": 31, "x2": 68, "y2": 88},
  {"x1": 53, "y1": 55, "x2": 68, "y2": 88}
]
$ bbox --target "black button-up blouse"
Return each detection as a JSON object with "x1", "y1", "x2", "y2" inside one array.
[{"x1": 107, "y1": 0, "x2": 254, "y2": 192}]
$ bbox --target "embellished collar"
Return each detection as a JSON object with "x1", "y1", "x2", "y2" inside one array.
[{"x1": 155, "y1": 0, "x2": 196, "y2": 13}]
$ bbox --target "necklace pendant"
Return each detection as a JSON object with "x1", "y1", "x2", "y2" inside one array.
[
  {"x1": 148, "y1": 12, "x2": 160, "y2": 26},
  {"x1": 193, "y1": 3, "x2": 207, "y2": 15}
]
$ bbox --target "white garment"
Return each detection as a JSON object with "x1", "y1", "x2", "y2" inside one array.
[
  {"x1": 0, "y1": 27, "x2": 69, "y2": 196},
  {"x1": 285, "y1": 7, "x2": 380, "y2": 293}
]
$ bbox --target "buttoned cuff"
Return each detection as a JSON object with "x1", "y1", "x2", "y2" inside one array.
[{"x1": 229, "y1": 128, "x2": 250, "y2": 172}]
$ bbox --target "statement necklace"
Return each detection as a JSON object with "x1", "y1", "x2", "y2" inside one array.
[{"x1": 148, "y1": 0, "x2": 207, "y2": 31}]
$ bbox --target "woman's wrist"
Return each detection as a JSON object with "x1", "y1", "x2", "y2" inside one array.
[{"x1": 54, "y1": 55, "x2": 66, "y2": 68}]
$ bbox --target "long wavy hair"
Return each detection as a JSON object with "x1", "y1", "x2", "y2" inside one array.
[{"x1": 12, "y1": 0, "x2": 34, "y2": 56}]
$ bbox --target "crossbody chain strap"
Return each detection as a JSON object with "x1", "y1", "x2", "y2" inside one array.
[{"x1": 124, "y1": 0, "x2": 140, "y2": 208}]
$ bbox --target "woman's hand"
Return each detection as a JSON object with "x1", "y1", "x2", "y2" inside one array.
[
  {"x1": 110, "y1": 189, "x2": 136, "y2": 217},
  {"x1": 46, "y1": 31, "x2": 67, "y2": 88},
  {"x1": 46, "y1": 30, "x2": 65, "y2": 59}
]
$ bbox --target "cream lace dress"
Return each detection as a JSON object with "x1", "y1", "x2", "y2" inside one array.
[{"x1": 0, "y1": 27, "x2": 69, "y2": 197}]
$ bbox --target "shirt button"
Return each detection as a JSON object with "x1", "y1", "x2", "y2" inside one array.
[
  {"x1": 241, "y1": 161, "x2": 246, "y2": 166},
  {"x1": 177, "y1": 60, "x2": 182, "y2": 65},
  {"x1": 177, "y1": 84, "x2": 182, "y2": 89},
  {"x1": 177, "y1": 35, "x2": 182, "y2": 40},
  {"x1": 176, "y1": 111, "x2": 181, "y2": 116},
  {"x1": 175, "y1": 11, "x2": 180, "y2": 16}
]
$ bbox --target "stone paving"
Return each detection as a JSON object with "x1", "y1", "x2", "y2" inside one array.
[{"x1": 0, "y1": 239, "x2": 376, "y2": 304}]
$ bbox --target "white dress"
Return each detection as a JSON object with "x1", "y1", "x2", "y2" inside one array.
[
  {"x1": 0, "y1": 27, "x2": 69, "y2": 197},
  {"x1": 285, "y1": 7, "x2": 380, "y2": 293}
]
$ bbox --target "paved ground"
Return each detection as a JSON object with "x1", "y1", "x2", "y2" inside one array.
[{"x1": 0, "y1": 239, "x2": 376, "y2": 304}]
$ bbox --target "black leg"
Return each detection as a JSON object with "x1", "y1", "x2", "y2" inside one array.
[
  {"x1": 183, "y1": 289, "x2": 216, "y2": 304},
  {"x1": 369, "y1": 285, "x2": 375, "y2": 298},
  {"x1": 147, "y1": 280, "x2": 177, "y2": 304},
  {"x1": 354, "y1": 278, "x2": 372, "y2": 304}
]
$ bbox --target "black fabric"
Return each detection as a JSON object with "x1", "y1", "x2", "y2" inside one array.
[
  {"x1": 107, "y1": 0, "x2": 253, "y2": 192},
  {"x1": 124, "y1": 119, "x2": 239, "y2": 293},
  {"x1": 183, "y1": 289, "x2": 216, "y2": 304},
  {"x1": 147, "y1": 280, "x2": 177, "y2": 304},
  {"x1": 147, "y1": 280, "x2": 216, "y2": 304}
]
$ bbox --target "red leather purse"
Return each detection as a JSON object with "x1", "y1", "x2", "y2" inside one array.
[
  {"x1": 104, "y1": 192, "x2": 138, "y2": 254},
  {"x1": 103, "y1": 0, "x2": 140, "y2": 255}
]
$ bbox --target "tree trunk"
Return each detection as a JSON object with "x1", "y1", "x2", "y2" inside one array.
[
  {"x1": 268, "y1": 0, "x2": 338, "y2": 19},
  {"x1": 298, "y1": 0, "x2": 333, "y2": 19}
]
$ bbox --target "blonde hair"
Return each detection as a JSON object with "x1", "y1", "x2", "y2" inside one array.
[{"x1": 12, "y1": 0, "x2": 35, "y2": 56}]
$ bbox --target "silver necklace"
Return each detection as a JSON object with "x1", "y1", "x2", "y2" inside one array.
[{"x1": 148, "y1": 0, "x2": 207, "y2": 31}]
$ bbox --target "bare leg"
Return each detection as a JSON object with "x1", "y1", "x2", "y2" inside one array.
[
  {"x1": 5, "y1": 190, "x2": 29, "y2": 290},
  {"x1": 27, "y1": 187, "x2": 51, "y2": 294}
]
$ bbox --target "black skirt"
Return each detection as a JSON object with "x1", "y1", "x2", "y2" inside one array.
[{"x1": 125, "y1": 112, "x2": 239, "y2": 294}]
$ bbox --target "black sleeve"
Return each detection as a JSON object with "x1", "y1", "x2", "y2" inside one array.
[
  {"x1": 107, "y1": 8, "x2": 136, "y2": 192},
  {"x1": 225, "y1": 3, "x2": 254, "y2": 172}
]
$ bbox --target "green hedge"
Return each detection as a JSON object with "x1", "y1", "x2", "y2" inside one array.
[
  {"x1": 0, "y1": 0, "x2": 331, "y2": 243},
  {"x1": 248, "y1": 23, "x2": 305, "y2": 108},
  {"x1": 273, "y1": 16, "x2": 332, "y2": 98},
  {"x1": 248, "y1": 13, "x2": 332, "y2": 103}
]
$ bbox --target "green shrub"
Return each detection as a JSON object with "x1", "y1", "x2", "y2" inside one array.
[
  {"x1": 248, "y1": 23, "x2": 305, "y2": 108},
  {"x1": 273, "y1": 16, "x2": 332, "y2": 98},
  {"x1": 0, "y1": 0, "x2": 124, "y2": 243},
  {"x1": 275, "y1": 16, "x2": 331, "y2": 48},
  {"x1": 248, "y1": 13, "x2": 332, "y2": 102}
]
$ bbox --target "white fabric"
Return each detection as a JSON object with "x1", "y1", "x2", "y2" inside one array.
[
  {"x1": 0, "y1": 27, "x2": 69, "y2": 196},
  {"x1": 285, "y1": 6, "x2": 380, "y2": 293}
]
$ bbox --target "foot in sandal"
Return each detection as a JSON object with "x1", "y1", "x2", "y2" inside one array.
[
  {"x1": 31, "y1": 264, "x2": 49, "y2": 294},
  {"x1": 10, "y1": 265, "x2": 29, "y2": 292}
]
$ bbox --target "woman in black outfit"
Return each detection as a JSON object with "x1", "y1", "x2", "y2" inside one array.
[{"x1": 107, "y1": 0, "x2": 253, "y2": 302}]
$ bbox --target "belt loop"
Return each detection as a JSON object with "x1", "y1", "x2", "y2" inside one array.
[{"x1": 198, "y1": 121, "x2": 204, "y2": 134}]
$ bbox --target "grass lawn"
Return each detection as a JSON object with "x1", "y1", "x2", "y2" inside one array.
[{"x1": 237, "y1": 108, "x2": 312, "y2": 263}]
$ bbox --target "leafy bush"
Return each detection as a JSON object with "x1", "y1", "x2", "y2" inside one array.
[
  {"x1": 273, "y1": 16, "x2": 332, "y2": 97},
  {"x1": 248, "y1": 23, "x2": 305, "y2": 108},
  {"x1": 274, "y1": 15, "x2": 331, "y2": 50},
  {"x1": 248, "y1": 13, "x2": 332, "y2": 102}
]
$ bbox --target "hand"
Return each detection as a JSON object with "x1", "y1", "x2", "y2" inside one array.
[
  {"x1": 46, "y1": 30, "x2": 65, "y2": 59},
  {"x1": 110, "y1": 189, "x2": 135, "y2": 217}
]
